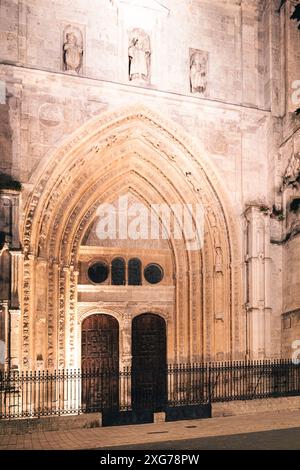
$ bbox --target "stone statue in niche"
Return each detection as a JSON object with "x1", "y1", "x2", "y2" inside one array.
[
  {"x1": 189, "y1": 49, "x2": 208, "y2": 95},
  {"x1": 128, "y1": 28, "x2": 151, "y2": 82},
  {"x1": 63, "y1": 29, "x2": 83, "y2": 74}
]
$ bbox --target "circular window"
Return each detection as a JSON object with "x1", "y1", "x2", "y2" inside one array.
[
  {"x1": 88, "y1": 262, "x2": 109, "y2": 284},
  {"x1": 144, "y1": 263, "x2": 164, "y2": 284}
]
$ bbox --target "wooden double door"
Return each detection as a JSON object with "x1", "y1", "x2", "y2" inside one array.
[{"x1": 81, "y1": 313, "x2": 167, "y2": 412}]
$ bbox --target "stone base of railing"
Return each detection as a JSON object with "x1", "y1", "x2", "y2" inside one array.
[
  {"x1": 0, "y1": 412, "x2": 102, "y2": 435},
  {"x1": 212, "y1": 396, "x2": 300, "y2": 418}
]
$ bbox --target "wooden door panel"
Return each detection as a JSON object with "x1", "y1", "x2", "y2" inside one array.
[
  {"x1": 132, "y1": 313, "x2": 167, "y2": 411},
  {"x1": 81, "y1": 314, "x2": 119, "y2": 411}
]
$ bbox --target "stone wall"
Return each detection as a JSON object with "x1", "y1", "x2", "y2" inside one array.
[
  {"x1": 0, "y1": 0, "x2": 269, "y2": 105},
  {"x1": 0, "y1": 1, "x2": 278, "y2": 216}
]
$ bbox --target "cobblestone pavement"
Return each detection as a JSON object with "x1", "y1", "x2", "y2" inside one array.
[{"x1": 1, "y1": 410, "x2": 300, "y2": 450}]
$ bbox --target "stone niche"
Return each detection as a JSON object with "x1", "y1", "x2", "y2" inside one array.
[
  {"x1": 61, "y1": 24, "x2": 84, "y2": 74},
  {"x1": 189, "y1": 49, "x2": 208, "y2": 95},
  {"x1": 128, "y1": 28, "x2": 151, "y2": 84}
]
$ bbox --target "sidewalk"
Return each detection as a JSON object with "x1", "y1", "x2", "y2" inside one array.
[{"x1": 1, "y1": 409, "x2": 300, "y2": 450}]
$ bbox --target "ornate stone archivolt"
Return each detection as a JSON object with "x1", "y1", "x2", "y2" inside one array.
[
  {"x1": 77, "y1": 305, "x2": 124, "y2": 325},
  {"x1": 21, "y1": 105, "x2": 242, "y2": 369}
]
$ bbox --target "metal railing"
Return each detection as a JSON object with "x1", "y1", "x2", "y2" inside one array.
[{"x1": 0, "y1": 359, "x2": 299, "y2": 419}]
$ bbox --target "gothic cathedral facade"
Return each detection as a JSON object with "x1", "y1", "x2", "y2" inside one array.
[{"x1": 0, "y1": 0, "x2": 300, "y2": 373}]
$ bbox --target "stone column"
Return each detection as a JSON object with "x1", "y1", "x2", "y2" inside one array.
[
  {"x1": 120, "y1": 312, "x2": 132, "y2": 368},
  {"x1": 23, "y1": 254, "x2": 36, "y2": 370},
  {"x1": 245, "y1": 206, "x2": 272, "y2": 359},
  {"x1": 64, "y1": 266, "x2": 78, "y2": 369},
  {"x1": 0, "y1": 303, "x2": 5, "y2": 369},
  {"x1": 0, "y1": 301, "x2": 19, "y2": 371},
  {"x1": 120, "y1": 312, "x2": 132, "y2": 410},
  {"x1": 0, "y1": 301, "x2": 9, "y2": 370},
  {"x1": 34, "y1": 258, "x2": 48, "y2": 370},
  {"x1": 68, "y1": 268, "x2": 79, "y2": 369},
  {"x1": 10, "y1": 250, "x2": 22, "y2": 309},
  {"x1": 47, "y1": 261, "x2": 59, "y2": 369},
  {"x1": 9, "y1": 309, "x2": 21, "y2": 370},
  {"x1": 58, "y1": 266, "x2": 70, "y2": 369}
]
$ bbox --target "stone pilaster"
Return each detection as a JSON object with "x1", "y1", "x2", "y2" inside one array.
[
  {"x1": 245, "y1": 206, "x2": 272, "y2": 359},
  {"x1": 120, "y1": 312, "x2": 132, "y2": 368}
]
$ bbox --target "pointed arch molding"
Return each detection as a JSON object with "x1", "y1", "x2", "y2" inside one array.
[{"x1": 21, "y1": 105, "x2": 243, "y2": 369}]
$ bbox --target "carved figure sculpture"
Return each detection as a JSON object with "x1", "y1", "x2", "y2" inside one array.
[
  {"x1": 128, "y1": 29, "x2": 151, "y2": 82},
  {"x1": 63, "y1": 32, "x2": 83, "y2": 73},
  {"x1": 190, "y1": 51, "x2": 207, "y2": 94}
]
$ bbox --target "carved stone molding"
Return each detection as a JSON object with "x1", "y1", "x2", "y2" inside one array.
[{"x1": 77, "y1": 305, "x2": 125, "y2": 325}]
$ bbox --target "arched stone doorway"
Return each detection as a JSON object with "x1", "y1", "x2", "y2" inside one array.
[
  {"x1": 81, "y1": 314, "x2": 119, "y2": 410},
  {"x1": 132, "y1": 313, "x2": 167, "y2": 411},
  {"x1": 20, "y1": 105, "x2": 242, "y2": 371}
]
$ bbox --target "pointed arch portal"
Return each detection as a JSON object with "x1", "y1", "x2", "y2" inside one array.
[{"x1": 21, "y1": 105, "x2": 242, "y2": 370}]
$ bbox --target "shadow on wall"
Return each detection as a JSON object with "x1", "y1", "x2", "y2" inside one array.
[
  {"x1": 0, "y1": 174, "x2": 21, "y2": 251},
  {"x1": 0, "y1": 339, "x2": 4, "y2": 370}
]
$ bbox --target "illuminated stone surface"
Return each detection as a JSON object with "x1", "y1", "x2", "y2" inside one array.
[{"x1": 0, "y1": 0, "x2": 300, "y2": 371}]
